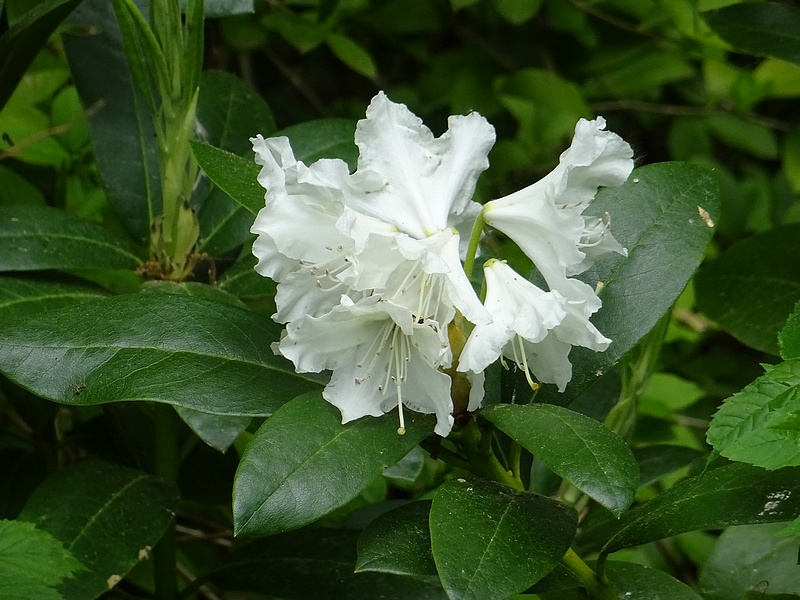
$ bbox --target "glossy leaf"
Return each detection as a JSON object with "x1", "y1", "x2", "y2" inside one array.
[
  {"x1": 634, "y1": 445, "x2": 704, "y2": 487},
  {"x1": 0, "y1": 0, "x2": 82, "y2": 111},
  {"x1": 779, "y1": 300, "x2": 800, "y2": 360},
  {"x1": 696, "y1": 224, "x2": 800, "y2": 355},
  {"x1": 483, "y1": 403, "x2": 638, "y2": 516},
  {"x1": 63, "y1": 0, "x2": 161, "y2": 243},
  {"x1": 174, "y1": 405, "x2": 250, "y2": 452},
  {"x1": 0, "y1": 519, "x2": 85, "y2": 600},
  {"x1": 17, "y1": 460, "x2": 177, "y2": 600},
  {"x1": 356, "y1": 500, "x2": 436, "y2": 577},
  {"x1": 217, "y1": 253, "x2": 277, "y2": 299},
  {"x1": 277, "y1": 118, "x2": 358, "y2": 169},
  {"x1": 0, "y1": 206, "x2": 141, "y2": 272},
  {"x1": 699, "y1": 523, "x2": 800, "y2": 600},
  {"x1": 704, "y1": 2, "x2": 800, "y2": 65},
  {"x1": 603, "y1": 561, "x2": 703, "y2": 600},
  {"x1": 212, "y1": 528, "x2": 446, "y2": 600},
  {"x1": 430, "y1": 477, "x2": 577, "y2": 600},
  {"x1": 191, "y1": 142, "x2": 263, "y2": 215},
  {"x1": 542, "y1": 163, "x2": 719, "y2": 402},
  {"x1": 195, "y1": 70, "x2": 275, "y2": 255},
  {"x1": 0, "y1": 292, "x2": 320, "y2": 414},
  {"x1": 707, "y1": 360, "x2": 800, "y2": 470},
  {"x1": 233, "y1": 392, "x2": 435, "y2": 537},
  {"x1": 0, "y1": 276, "x2": 108, "y2": 322},
  {"x1": 600, "y1": 463, "x2": 800, "y2": 558}
]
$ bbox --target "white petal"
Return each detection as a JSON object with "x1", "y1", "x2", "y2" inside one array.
[
  {"x1": 466, "y1": 367, "x2": 485, "y2": 412},
  {"x1": 515, "y1": 334, "x2": 573, "y2": 392},
  {"x1": 483, "y1": 185, "x2": 586, "y2": 284},
  {"x1": 348, "y1": 92, "x2": 495, "y2": 238},
  {"x1": 458, "y1": 261, "x2": 566, "y2": 374},
  {"x1": 553, "y1": 117, "x2": 634, "y2": 212}
]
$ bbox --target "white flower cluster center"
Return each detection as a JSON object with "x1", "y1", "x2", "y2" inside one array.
[{"x1": 250, "y1": 92, "x2": 633, "y2": 437}]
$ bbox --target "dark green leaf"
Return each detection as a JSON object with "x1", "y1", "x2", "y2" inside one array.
[
  {"x1": 63, "y1": 0, "x2": 161, "y2": 243},
  {"x1": 138, "y1": 279, "x2": 246, "y2": 307},
  {"x1": 0, "y1": 519, "x2": 85, "y2": 600},
  {"x1": 212, "y1": 528, "x2": 446, "y2": 600},
  {"x1": 633, "y1": 445, "x2": 704, "y2": 487},
  {"x1": 699, "y1": 523, "x2": 800, "y2": 600},
  {"x1": 779, "y1": 300, "x2": 800, "y2": 360},
  {"x1": 430, "y1": 477, "x2": 577, "y2": 600},
  {"x1": 0, "y1": 276, "x2": 108, "y2": 322},
  {"x1": 356, "y1": 500, "x2": 436, "y2": 577},
  {"x1": 0, "y1": 206, "x2": 141, "y2": 272},
  {"x1": 233, "y1": 391, "x2": 434, "y2": 537},
  {"x1": 277, "y1": 118, "x2": 358, "y2": 168},
  {"x1": 542, "y1": 163, "x2": 719, "y2": 403},
  {"x1": 603, "y1": 561, "x2": 703, "y2": 600},
  {"x1": 174, "y1": 405, "x2": 250, "y2": 452},
  {"x1": 18, "y1": 460, "x2": 177, "y2": 600},
  {"x1": 326, "y1": 33, "x2": 377, "y2": 79},
  {"x1": 180, "y1": 0, "x2": 253, "y2": 17},
  {"x1": 0, "y1": 0, "x2": 82, "y2": 111},
  {"x1": 706, "y1": 360, "x2": 800, "y2": 470},
  {"x1": 194, "y1": 70, "x2": 275, "y2": 255},
  {"x1": 191, "y1": 142, "x2": 263, "y2": 215},
  {"x1": 218, "y1": 253, "x2": 277, "y2": 299},
  {"x1": 600, "y1": 463, "x2": 800, "y2": 558},
  {"x1": 696, "y1": 224, "x2": 800, "y2": 355},
  {"x1": 483, "y1": 404, "x2": 638, "y2": 516},
  {"x1": 704, "y1": 2, "x2": 800, "y2": 65},
  {"x1": 0, "y1": 292, "x2": 320, "y2": 415}
]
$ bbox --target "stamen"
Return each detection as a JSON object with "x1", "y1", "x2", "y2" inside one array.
[
  {"x1": 515, "y1": 336, "x2": 539, "y2": 390},
  {"x1": 397, "y1": 386, "x2": 406, "y2": 435}
]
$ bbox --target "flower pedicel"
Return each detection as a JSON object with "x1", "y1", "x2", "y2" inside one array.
[{"x1": 251, "y1": 92, "x2": 633, "y2": 437}]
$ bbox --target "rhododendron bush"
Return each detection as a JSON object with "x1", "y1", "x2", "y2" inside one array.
[{"x1": 1, "y1": 1, "x2": 799, "y2": 599}]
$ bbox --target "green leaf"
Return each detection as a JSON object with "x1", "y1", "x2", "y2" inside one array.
[
  {"x1": 707, "y1": 360, "x2": 800, "y2": 470},
  {"x1": 599, "y1": 463, "x2": 800, "y2": 558},
  {"x1": 0, "y1": 292, "x2": 320, "y2": 415},
  {"x1": 18, "y1": 460, "x2": 177, "y2": 599},
  {"x1": 174, "y1": 405, "x2": 250, "y2": 452},
  {"x1": 179, "y1": 0, "x2": 253, "y2": 17},
  {"x1": 0, "y1": 165, "x2": 46, "y2": 206},
  {"x1": 0, "y1": 206, "x2": 142, "y2": 272},
  {"x1": 356, "y1": 500, "x2": 436, "y2": 577},
  {"x1": 63, "y1": 0, "x2": 161, "y2": 243},
  {"x1": 191, "y1": 142, "x2": 263, "y2": 216},
  {"x1": 634, "y1": 445, "x2": 704, "y2": 487},
  {"x1": 706, "y1": 115, "x2": 778, "y2": 159},
  {"x1": 212, "y1": 528, "x2": 446, "y2": 599},
  {"x1": 326, "y1": 33, "x2": 377, "y2": 79},
  {"x1": 695, "y1": 224, "x2": 800, "y2": 355},
  {"x1": 779, "y1": 300, "x2": 800, "y2": 360},
  {"x1": 217, "y1": 253, "x2": 277, "y2": 299},
  {"x1": 194, "y1": 70, "x2": 275, "y2": 255},
  {"x1": 430, "y1": 477, "x2": 577, "y2": 600},
  {"x1": 277, "y1": 118, "x2": 358, "y2": 168},
  {"x1": 542, "y1": 163, "x2": 720, "y2": 403},
  {"x1": 704, "y1": 2, "x2": 800, "y2": 65},
  {"x1": 482, "y1": 404, "x2": 638, "y2": 516},
  {"x1": 233, "y1": 391, "x2": 435, "y2": 537},
  {"x1": 603, "y1": 561, "x2": 703, "y2": 600},
  {"x1": 0, "y1": 0, "x2": 82, "y2": 111},
  {"x1": 492, "y1": 0, "x2": 541, "y2": 25},
  {"x1": 0, "y1": 519, "x2": 85, "y2": 600},
  {"x1": 699, "y1": 523, "x2": 800, "y2": 600},
  {"x1": 0, "y1": 276, "x2": 108, "y2": 322}
]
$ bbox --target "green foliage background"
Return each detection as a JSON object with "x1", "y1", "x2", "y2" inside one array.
[{"x1": 1, "y1": 1, "x2": 800, "y2": 599}]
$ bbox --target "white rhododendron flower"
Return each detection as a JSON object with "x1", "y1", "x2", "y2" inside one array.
[{"x1": 250, "y1": 93, "x2": 633, "y2": 436}]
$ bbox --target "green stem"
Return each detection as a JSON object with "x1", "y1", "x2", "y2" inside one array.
[
  {"x1": 459, "y1": 419, "x2": 523, "y2": 490},
  {"x1": 561, "y1": 548, "x2": 617, "y2": 600},
  {"x1": 463, "y1": 211, "x2": 486, "y2": 278},
  {"x1": 153, "y1": 404, "x2": 178, "y2": 600}
]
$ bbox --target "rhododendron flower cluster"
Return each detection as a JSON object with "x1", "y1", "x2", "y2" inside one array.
[{"x1": 250, "y1": 92, "x2": 633, "y2": 437}]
